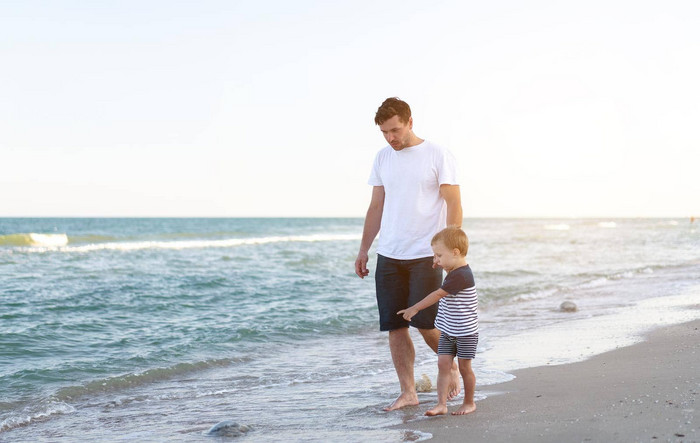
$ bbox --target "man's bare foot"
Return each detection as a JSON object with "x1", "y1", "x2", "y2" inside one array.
[
  {"x1": 425, "y1": 405, "x2": 448, "y2": 416},
  {"x1": 447, "y1": 366, "x2": 461, "y2": 400},
  {"x1": 451, "y1": 403, "x2": 476, "y2": 415},
  {"x1": 383, "y1": 392, "x2": 419, "y2": 411}
]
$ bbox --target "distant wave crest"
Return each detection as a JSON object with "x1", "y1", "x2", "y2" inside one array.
[
  {"x1": 543, "y1": 224, "x2": 570, "y2": 231},
  {"x1": 0, "y1": 233, "x2": 69, "y2": 247},
  {"x1": 8, "y1": 233, "x2": 361, "y2": 253}
]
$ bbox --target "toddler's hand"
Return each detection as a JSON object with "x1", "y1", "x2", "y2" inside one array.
[{"x1": 397, "y1": 307, "x2": 418, "y2": 321}]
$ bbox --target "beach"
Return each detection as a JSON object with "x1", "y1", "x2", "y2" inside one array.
[
  {"x1": 1, "y1": 218, "x2": 698, "y2": 441},
  {"x1": 400, "y1": 318, "x2": 699, "y2": 442}
]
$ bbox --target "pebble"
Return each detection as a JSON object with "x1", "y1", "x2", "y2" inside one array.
[
  {"x1": 206, "y1": 421, "x2": 252, "y2": 437},
  {"x1": 560, "y1": 301, "x2": 578, "y2": 312},
  {"x1": 416, "y1": 373, "x2": 432, "y2": 392}
]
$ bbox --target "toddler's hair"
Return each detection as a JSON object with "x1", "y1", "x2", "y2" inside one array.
[{"x1": 431, "y1": 226, "x2": 469, "y2": 257}]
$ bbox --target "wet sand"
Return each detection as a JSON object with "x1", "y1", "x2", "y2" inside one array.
[{"x1": 400, "y1": 319, "x2": 699, "y2": 442}]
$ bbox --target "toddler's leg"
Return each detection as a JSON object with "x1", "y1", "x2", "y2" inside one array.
[
  {"x1": 426, "y1": 354, "x2": 453, "y2": 416},
  {"x1": 453, "y1": 358, "x2": 476, "y2": 415}
]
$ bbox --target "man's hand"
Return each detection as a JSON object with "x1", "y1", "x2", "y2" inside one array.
[
  {"x1": 355, "y1": 251, "x2": 370, "y2": 278},
  {"x1": 397, "y1": 306, "x2": 419, "y2": 321}
]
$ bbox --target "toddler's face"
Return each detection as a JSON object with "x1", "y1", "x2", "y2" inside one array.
[{"x1": 431, "y1": 240, "x2": 461, "y2": 272}]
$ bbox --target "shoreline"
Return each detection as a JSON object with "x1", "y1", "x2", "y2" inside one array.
[{"x1": 398, "y1": 318, "x2": 699, "y2": 442}]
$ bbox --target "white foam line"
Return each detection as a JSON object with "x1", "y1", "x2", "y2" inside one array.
[
  {"x1": 0, "y1": 401, "x2": 75, "y2": 433},
  {"x1": 17, "y1": 234, "x2": 362, "y2": 253},
  {"x1": 544, "y1": 224, "x2": 570, "y2": 231}
]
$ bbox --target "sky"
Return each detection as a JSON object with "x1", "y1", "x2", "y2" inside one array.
[{"x1": 2, "y1": 0, "x2": 699, "y2": 218}]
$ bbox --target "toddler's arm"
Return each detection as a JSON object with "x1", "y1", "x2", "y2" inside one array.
[{"x1": 397, "y1": 288, "x2": 449, "y2": 321}]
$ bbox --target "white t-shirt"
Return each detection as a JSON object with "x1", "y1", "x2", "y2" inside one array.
[{"x1": 368, "y1": 140, "x2": 459, "y2": 259}]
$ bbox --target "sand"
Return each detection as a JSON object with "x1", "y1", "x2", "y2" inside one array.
[{"x1": 399, "y1": 319, "x2": 699, "y2": 442}]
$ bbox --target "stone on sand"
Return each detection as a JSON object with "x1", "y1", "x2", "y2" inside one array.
[
  {"x1": 416, "y1": 373, "x2": 432, "y2": 392},
  {"x1": 560, "y1": 301, "x2": 578, "y2": 312},
  {"x1": 206, "y1": 420, "x2": 252, "y2": 437}
]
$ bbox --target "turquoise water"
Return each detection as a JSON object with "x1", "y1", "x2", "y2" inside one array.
[{"x1": 1, "y1": 218, "x2": 699, "y2": 441}]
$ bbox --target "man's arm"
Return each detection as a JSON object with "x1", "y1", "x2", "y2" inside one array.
[
  {"x1": 440, "y1": 184, "x2": 463, "y2": 228},
  {"x1": 355, "y1": 186, "x2": 385, "y2": 279}
]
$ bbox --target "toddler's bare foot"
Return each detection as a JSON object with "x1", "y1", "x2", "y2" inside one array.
[
  {"x1": 447, "y1": 367, "x2": 461, "y2": 400},
  {"x1": 425, "y1": 405, "x2": 448, "y2": 416},
  {"x1": 451, "y1": 403, "x2": 476, "y2": 415},
  {"x1": 383, "y1": 392, "x2": 419, "y2": 411}
]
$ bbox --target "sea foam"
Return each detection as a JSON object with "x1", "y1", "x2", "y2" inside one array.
[
  {"x1": 544, "y1": 224, "x2": 570, "y2": 231},
  {"x1": 10, "y1": 233, "x2": 361, "y2": 253},
  {"x1": 0, "y1": 233, "x2": 68, "y2": 247},
  {"x1": 0, "y1": 401, "x2": 75, "y2": 433}
]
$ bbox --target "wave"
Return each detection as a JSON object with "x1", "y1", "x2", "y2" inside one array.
[
  {"x1": 0, "y1": 400, "x2": 75, "y2": 433},
  {"x1": 53, "y1": 358, "x2": 237, "y2": 402},
  {"x1": 482, "y1": 265, "x2": 659, "y2": 306},
  {"x1": 578, "y1": 267, "x2": 655, "y2": 288},
  {"x1": 0, "y1": 358, "x2": 248, "y2": 433},
  {"x1": 68, "y1": 234, "x2": 120, "y2": 244},
  {"x1": 543, "y1": 224, "x2": 570, "y2": 231},
  {"x1": 10, "y1": 233, "x2": 362, "y2": 253},
  {"x1": 0, "y1": 233, "x2": 68, "y2": 247}
]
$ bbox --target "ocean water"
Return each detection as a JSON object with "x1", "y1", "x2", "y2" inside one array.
[{"x1": 1, "y1": 218, "x2": 699, "y2": 442}]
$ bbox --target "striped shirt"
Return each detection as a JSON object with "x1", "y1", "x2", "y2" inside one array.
[{"x1": 434, "y1": 265, "x2": 478, "y2": 336}]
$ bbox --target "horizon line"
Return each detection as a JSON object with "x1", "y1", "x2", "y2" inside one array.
[{"x1": 0, "y1": 215, "x2": 696, "y2": 220}]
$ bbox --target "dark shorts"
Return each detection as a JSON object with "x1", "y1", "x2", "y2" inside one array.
[
  {"x1": 375, "y1": 254, "x2": 443, "y2": 331},
  {"x1": 438, "y1": 332, "x2": 479, "y2": 360}
]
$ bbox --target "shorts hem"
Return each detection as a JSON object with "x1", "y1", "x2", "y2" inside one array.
[
  {"x1": 409, "y1": 322, "x2": 436, "y2": 330},
  {"x1": 380, "y1": 324, "x2": 436, "y2": 332},
  {"x1": 380, "y1": 324, "x2": 407, "y2": 332}
]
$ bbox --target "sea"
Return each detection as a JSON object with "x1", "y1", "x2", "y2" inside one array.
[{"x1": 1, "y1": 218, "x2": 699, "y2": 442}]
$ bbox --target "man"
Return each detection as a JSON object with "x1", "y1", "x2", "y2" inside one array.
[{"x1": 355, "y1": 97, "x2": 463, "y2": 411}]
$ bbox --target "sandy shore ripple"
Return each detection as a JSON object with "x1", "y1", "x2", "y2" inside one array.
[{"x1": 400, "y1": 319, "x2": 699, "y2": 442}]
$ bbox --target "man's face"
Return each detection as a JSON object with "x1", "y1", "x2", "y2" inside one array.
[{"x1": 378, "y1": 115, "x2": 412, "y2": 151}]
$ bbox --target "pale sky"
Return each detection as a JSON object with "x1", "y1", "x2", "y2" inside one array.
[{"x1": 2, "y1": 1, "x2": 698, "y2": 217}]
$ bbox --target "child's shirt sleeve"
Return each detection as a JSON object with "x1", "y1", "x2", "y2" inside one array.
[
  {"x1": 441, "y1": 271, "x2": 468, "y2": 295},
  {"x1": 440, "y1": 267, "x2": 475, "y2": 295}
]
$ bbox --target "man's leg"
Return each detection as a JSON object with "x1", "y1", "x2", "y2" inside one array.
[
  {"x1": 418, "y1": 327, "x2": 462, "y2": 400},
  {"x1": 376, "y1": 255, "x2": 417, "y2": 410},
  {"x1": 384, "y1": 327, "x2": 419, "y2": 411}
]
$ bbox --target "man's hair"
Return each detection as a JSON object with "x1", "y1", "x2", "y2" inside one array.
[
  {"x1": 374, "y1": 97, "x2": 411, "y2": 125},
  {"x1": 431, "y1": 226, "x2": 469, "y2": 257}
]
